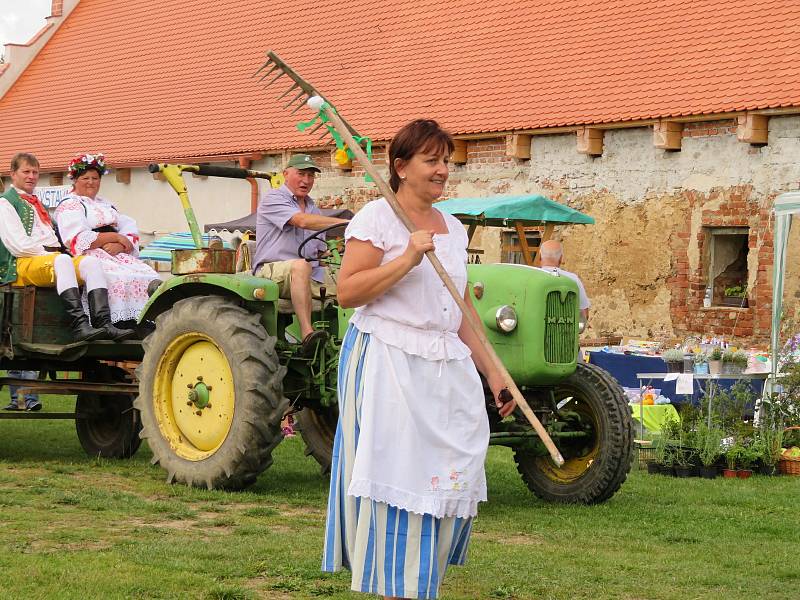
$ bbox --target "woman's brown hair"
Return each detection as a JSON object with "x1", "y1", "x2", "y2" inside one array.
[{"x1": 388, "y1": 119, "x2": 454, "y2": 192}]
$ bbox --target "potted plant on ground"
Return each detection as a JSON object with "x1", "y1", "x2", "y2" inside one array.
[
  {"x1": 736, "y1": 443, "x2": 759, "y2": 478},
  {"x1": 654, "y1": 417, "x2": 681, "y2": 475},
  {"x1": 708, "y1": 346, "x2": 723, "y2": 375},
  {"x1": 696, "y1": 422, "x2": 723, "y2": 478},
  {"x1": 662, "y1": 348, "x2": 685, "y2": 373},
  {"x1": 722, "y1": 284, "x2": 748, "y2": 308},
  {"x1": 724, "y1": 442, "x2": 743, "y2": 477},
  {"x1": 756, "y1": 427, "x2": 784, "y2": 475}
]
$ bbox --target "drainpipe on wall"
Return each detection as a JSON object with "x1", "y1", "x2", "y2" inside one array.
[{"x1": 238, "y1": 156, "x2": 259, "y2": 213}]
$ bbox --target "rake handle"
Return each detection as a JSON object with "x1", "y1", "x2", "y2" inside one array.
[{"x1": 321, "y1": 106, "x2": 565, "y2": 467}]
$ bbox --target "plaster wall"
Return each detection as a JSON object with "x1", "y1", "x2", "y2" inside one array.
[{"x1": 6, "y1": 115, "x2": 799, "y2": 343}]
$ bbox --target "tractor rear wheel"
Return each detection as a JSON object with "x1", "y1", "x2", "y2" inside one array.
[
  {"x1": 135, "y1": 297, "x2": 288, "y2": 490},
  {"x1": 296, "y1": 405, "x2": 338, "y2": 474},
  {"x1": 514, "y1": 362, "x2": 632, "y2": 503}
]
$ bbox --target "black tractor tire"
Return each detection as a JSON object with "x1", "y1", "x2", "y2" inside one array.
[
  {"x1": 514, "y1": 362, "x2": 632, "y2": 504},
  {"x1": 134, "y1": 297, "x2": 288, "y2": 490},
  {"x1": 296, "y1": 405, "x2": 338, "y2": 474},
  {"x1": 75, "y1": 365, "x2": 142, "y2": 459}
]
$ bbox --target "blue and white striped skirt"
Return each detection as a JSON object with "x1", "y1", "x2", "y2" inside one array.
[{"x1": 322, "y1": 325, "x2": 474, "y2": 599}]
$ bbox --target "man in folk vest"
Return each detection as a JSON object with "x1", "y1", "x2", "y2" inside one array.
[{"x1": 0, "y1": 152, "x2": 134, "y2": 347}]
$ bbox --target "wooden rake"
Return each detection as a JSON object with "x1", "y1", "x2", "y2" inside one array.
[{"x1": 256, "y1": 51, "x2": 565, "y2": 466}]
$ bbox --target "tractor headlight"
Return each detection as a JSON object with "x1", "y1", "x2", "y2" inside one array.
[{"x1": 495, "y1": 305, "x2": 518, "y2": 333}]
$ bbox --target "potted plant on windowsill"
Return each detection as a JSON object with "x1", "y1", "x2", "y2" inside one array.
[
  {"x1": 722, "y1": 349, "x2": 749, "y2": 375},
  {"x1": 662, "y1": 348, "x2": 685, "y2": 373},
  {"x1": 708, "y1": 346, "x2": 723, "y2": 375},
  {"x1": 722, "y1": 284, "x2": 748, "y2": 308}
]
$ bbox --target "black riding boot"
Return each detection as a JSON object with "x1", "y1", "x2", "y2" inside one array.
[
  {"x1": 88, "y1": 288, "x2": 136, "y2": 341},
  {"x1": 59, "y1": 288, "x2": 106, "y2": 342}
]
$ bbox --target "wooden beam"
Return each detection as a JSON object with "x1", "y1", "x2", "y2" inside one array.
[
  {"x1": 576, "y1": 127, "x2": 604, "y2": 156},
  {"x1": 737, "y1": 113, "x2": 769, "y2": 145},
  {"x1": 115, "y1": 168, "x2": 131, "y2": 184},
  {"x1": 534, "y1": 224, "x2": 555, "y2": 267},
  {"x1": 515, "y1": 222, "x2": 534, "y2": 266},
  {"x1": 506, "y1": 134, "x2": 531, "y2": 160},
  {"x1": 653, "y1": 120, "x2": 683, "y2": 150},
  {"x1": 452, "y1": 139, "x2": 467, "y2": 164}
]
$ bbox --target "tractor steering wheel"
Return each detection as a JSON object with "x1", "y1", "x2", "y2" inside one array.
[{"x1": 297, "y1": 222, "x2": 348, "y2": 262}]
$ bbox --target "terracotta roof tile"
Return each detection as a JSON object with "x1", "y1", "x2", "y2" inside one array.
[{"x1": 1, "y1": 0, "x2": 799, "y2": 171}]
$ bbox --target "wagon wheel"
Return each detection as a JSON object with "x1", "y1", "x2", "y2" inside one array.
[
  {"x1": 514, "y1": 362, "x2": 633, "y2": 503},
  {"x1": 75, "y1": 364, "x2": 142, "y2": 459},
  {"x1": 135, "y1": 296, "x2": 289, "y2": 490}
]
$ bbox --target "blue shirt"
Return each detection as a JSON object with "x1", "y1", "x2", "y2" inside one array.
[{"x1": 253, "y1": 184, "x2": 327, "y2": 282}]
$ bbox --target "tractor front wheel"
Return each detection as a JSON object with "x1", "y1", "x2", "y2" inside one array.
[
  {"x1": 514, "y1": 362, "x2": 632, "y2": 504},
  {"x1": 135, "y1": 297, "x2": 288, "y2": 490}
]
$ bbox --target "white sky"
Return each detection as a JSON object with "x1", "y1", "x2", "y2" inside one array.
[{"x1": 0, "y1": 0, "x2": 52, "y2": 59}]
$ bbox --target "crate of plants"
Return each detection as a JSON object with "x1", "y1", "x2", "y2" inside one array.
[{"x1": 778, "y1": 427, "x2": 800, "y2": 476}]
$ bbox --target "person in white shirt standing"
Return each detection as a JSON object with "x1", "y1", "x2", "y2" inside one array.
[
  {"x1": 322, "y1": 120, "x2": 515, "y2": 600},
  {"x1": 539, "y1": 239, "x2": 590, "y2": 323},
  {"x1": 0, "y1": 152, "x2": 133, "y2": 344}
]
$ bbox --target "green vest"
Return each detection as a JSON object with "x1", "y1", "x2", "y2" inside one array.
[{"x1": 0, "y1": 188, "x2": 35, "y2": 285}]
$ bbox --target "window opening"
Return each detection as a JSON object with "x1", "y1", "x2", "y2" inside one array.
[{"x1": 707, "y1": 227, "x2": 749, "y2": 308}]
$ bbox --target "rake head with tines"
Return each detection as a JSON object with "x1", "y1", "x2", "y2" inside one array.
[
  {"x1": 255, "y1": 51, "x2": 361, "y2": 139},
  {"x1": 253, "y1": 51, "x2": 567, "y2": 468}
]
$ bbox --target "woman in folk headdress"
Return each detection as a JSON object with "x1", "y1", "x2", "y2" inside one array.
[{"x1": 55, "y1": 153, "x2": 161, "y2": 330}]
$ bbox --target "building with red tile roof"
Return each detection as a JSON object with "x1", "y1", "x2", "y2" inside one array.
[
  {"x1": 2, "y1": 0, "x2": 800, "y2": 344},
  {"x1": 1, "y1": 0, "x2": 798, "y2": 171}
]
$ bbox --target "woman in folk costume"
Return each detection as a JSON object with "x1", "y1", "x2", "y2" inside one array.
[
  {"x1": 55, "y1": 153, "x2": 160, "y2": 328},
  {"x1": 322, "y1": 119, "x2": 515, "y2": 599}
]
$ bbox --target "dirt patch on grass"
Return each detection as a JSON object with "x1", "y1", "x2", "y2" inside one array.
[{"x1": 473, "y1": 530, "x2": 544, "y2": 546}]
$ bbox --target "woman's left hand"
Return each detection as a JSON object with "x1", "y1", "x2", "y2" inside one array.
[{"x1": 488, "y1": 372, "x2": 516, "y2": 418}]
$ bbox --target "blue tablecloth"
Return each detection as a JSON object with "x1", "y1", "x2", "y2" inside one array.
[{"x1": 586, "y1": 351, "x2": 764, "y2": 405}]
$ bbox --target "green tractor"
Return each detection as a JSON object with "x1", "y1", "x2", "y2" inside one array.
[
  {"x1": 0, "y1": 163, "x2": 631, "y2": 503},
  {"x1": 132, "y1": 164, "x2": 632, "y2": 503}
]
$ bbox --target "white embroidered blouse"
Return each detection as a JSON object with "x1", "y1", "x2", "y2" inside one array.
[{"x1": 345, "y1": 198, "x2": 471, "y2": 362}]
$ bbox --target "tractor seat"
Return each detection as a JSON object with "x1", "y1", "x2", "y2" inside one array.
[{"x1": 237, "y1": 241, "x2": 335, "y2": 314}]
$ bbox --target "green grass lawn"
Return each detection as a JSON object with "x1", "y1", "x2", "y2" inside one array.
[{"x1": 0, "y1": 392, "x2": 798, "y2": 600}]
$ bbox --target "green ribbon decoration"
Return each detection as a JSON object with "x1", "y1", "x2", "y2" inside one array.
[{"x1": 297, "y1": 102, "x2": 374, "y2": 182}]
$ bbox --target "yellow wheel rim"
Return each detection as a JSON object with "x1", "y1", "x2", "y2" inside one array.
[
  {"x1": 536, "y1": 397, "x2": 600, "y2": 483},
  {"x1": 153, "y1": 332, "x2": 235, "y2": 461}
]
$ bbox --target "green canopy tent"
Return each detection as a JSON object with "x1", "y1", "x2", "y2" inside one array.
[
  {"x1": 435, "y1": 195, "x2": 594, "y2": 266},
  {"x1": 770, "y1": 191, "x2": 800, "y2": 387}
]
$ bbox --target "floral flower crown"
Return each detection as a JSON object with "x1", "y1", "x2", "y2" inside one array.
[{"x1": 68, "y1": 153, "x2": 110, "y2": 179}]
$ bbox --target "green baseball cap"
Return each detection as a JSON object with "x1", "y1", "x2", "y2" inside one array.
[{"x1": 286, "y1": 154, "x2": 321, "y2": 172}]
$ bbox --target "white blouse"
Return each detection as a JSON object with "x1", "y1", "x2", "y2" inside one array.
[
  {"x1": 55, "y1": 194, "x2": 141, "y2": 256},
  {"x1": 0, "y1": 192, "x2": 58, "y2": 257},
  {"x1": 346, "y1": 198, "x2": 470, "y2": 361}
]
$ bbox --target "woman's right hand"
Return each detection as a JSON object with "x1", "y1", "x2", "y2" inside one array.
[
  {"x1": 116, "y1": 233, "x2": 134, "y2": 253},
  {"x1": 403, "y1": 230, "x2": 435, "y2": 266}
]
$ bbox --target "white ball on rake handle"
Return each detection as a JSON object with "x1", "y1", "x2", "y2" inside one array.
[{"x1": 306, "y1": 95, "x2": 326, "y2": 111}]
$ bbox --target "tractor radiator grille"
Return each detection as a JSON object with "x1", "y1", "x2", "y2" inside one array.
[{"x1": 544, "y1": 291, "x2": 577, "y2": 364}]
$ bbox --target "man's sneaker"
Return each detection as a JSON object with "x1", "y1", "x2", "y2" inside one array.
[
  {"x1": 3, "y1": 402, "x2": 21, "y2": 411},
  {"x1": 25, "y1": 399, "x2": 42, "y2": 411}
]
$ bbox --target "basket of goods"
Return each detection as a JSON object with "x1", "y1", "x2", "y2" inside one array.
[{"x1": 778, "y1": 427, "x2": 800, "y2": 476}]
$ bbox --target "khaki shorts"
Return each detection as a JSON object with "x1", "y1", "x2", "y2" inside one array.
[
  {"x1": 256, "y1": 260, "x2": 336, "y2": 300},
  {"x1": 12, "y1": 254, "x2": 85, "y2": 287}
]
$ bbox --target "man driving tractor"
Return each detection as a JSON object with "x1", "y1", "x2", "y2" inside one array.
[{"x1": 252, "y1": 154, "x2": 349, "y2": 356}]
